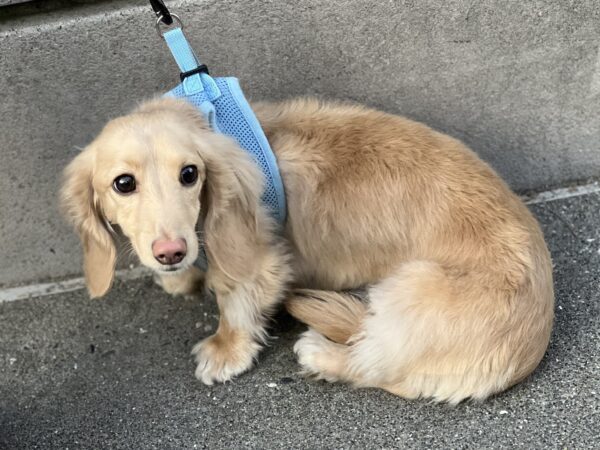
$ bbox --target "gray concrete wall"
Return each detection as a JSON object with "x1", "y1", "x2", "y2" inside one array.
[{"x1": 1, "y1": 0, "x2": 599, "y2": 287}]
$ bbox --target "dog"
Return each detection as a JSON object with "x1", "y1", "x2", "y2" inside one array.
[{"x1": 60, "y1": 97, "x2": 554, "y2": 403}]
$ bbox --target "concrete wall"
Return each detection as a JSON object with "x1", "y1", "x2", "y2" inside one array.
[{"x1": 1, "y1": 0, "x2": 599, "y2": 287}]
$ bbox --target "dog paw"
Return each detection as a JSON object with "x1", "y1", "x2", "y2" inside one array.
[
  {"x1": 293, "y1": 329, "x2": 346, "y2": 382},
  {"x1": 192, "y1": 333, "x2": 260, "y2": 385}
]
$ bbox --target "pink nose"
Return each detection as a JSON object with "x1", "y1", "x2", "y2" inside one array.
[{"x1": 152, "y1": 238, "x2": 187, "y2": 265}]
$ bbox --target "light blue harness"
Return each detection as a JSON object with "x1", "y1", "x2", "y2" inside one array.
[{"x1": 161, "y1": 28, "x2": 286, "y2": 269}]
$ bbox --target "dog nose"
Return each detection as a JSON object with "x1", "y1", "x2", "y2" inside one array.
[{"x1": 152, "y1": 238, "x2": 187, "y2": 265}]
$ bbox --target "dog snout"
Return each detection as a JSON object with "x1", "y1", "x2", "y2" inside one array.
[{"x1": 152, "y1": 238, "x2": 187, "y2": 265}]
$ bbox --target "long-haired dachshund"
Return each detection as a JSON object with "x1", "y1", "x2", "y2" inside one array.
[{"x1": 61, "y1": 97, "x2": 553, "y2": 403}]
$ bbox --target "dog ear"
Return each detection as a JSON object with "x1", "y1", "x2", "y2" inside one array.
[
  {"x1": 60, "y1": 147, "x2": 116, "y2": 298},
  {"x1": 197, "y1": 133, "x2": 268, "y2": 285}
]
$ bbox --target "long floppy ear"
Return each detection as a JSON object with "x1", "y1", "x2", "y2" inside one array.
[
  {"x1": 197, "y1": 132, "x2": 269, "y2": 284},
  {"x1": 60, "y1": 147, "x2": 116, "y2": 298}
]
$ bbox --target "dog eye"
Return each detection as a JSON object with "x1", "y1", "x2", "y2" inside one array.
[
  {"x1": 113, "y1": 174, "x2": 136, "y2": 194},
  {"x1": 180, "y1": 165, "x2": 198, "y2": 186}
]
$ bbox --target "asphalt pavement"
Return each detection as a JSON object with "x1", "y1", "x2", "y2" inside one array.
[{"x1": 1, "y1": 193, "x2": 599, "y2": 449}]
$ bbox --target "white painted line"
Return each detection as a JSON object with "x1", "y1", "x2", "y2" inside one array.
[
  {"x1": 0, "y1": 266, "x2": 151, "y2": 304},
  {"x1": 522, "y1": 181, "x2": 600, "y2": 205},
  {"x1": 1, "y1": 181, "x2": 600, "y2": 303}
]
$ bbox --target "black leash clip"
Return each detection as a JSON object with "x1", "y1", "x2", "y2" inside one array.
[
  {"x1": 150, "y1": 0, "x2": 173, "y2": 25},
  {"x1": 151, "y1": 0, "x2": 184, "y2": 38}
]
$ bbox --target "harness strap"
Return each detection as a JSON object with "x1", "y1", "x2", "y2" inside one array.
[
  {"x1": 163, "y1": 28, "x2": 199, "y2": 73},
  {"x1": 163, "y1": 28, "x2": 221, "y2": 99}
]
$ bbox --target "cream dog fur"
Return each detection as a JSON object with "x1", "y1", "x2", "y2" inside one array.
[{"x1": 61, "y1": 97, "x2": 554, "y2": 402}]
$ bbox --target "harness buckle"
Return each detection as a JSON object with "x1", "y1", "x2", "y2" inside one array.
[{"x1": 180, "y1": 64, "x2": 210, "y2": 81}]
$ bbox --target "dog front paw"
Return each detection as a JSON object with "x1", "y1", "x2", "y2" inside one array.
[{"x1": 191, "y1": 332, "x2": 261, "y2": 385}]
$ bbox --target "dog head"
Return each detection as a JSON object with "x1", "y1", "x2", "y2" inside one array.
[{"x1": 60, "y1": 98, "x2": 264, "y2": 297}]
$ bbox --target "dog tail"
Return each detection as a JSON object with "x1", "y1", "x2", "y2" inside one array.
[{"x1": 285, "y1": 289, "x2": 367, "y2": 344}]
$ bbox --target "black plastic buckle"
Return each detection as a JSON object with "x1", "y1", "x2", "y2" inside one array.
[
  {"x1": 150, "y1": 0, "x2": 173, "y2": 25},
  {"x1": 180, "y1": 64, "x2": 210, "y2": 81}
]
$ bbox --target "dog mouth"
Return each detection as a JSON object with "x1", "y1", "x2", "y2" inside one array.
[{"x1": 156, "y1": 263, "x2": 188, "y2": 274}]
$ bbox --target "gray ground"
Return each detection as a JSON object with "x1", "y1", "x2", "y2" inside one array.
[{"x1": 1, "y1": 193, "x2": 599, "y2": 449}]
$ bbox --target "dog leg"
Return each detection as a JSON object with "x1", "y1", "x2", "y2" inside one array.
[
  {"x1": 290, "y1": 260, "x2": 552, "y2": 403},
  {"x1": 192, "y1": 249, "x2": 290, "y2": 384}
]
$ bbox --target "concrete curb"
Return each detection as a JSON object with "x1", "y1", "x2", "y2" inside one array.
[{"x1": 1, "y1": 0, "x2": 599, "y2": 287}]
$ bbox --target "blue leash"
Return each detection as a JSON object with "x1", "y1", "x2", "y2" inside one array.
[{"x1": 154, "y1": 7, "x2": 286, "y2": 270}]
